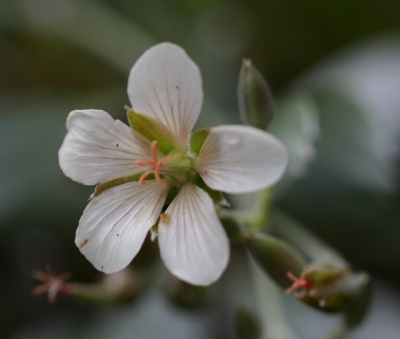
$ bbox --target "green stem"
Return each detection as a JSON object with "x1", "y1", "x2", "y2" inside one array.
[{"x1": 247, "y1": 253, "x2": 299, "y2": 339}]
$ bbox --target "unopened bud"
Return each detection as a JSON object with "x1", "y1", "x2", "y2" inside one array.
[
  {"x1": 237, "y1": 59, "x2": 275, "y2": 130},
  {"x1": 286, "y1": 261, "x2": 371, "y2": 315},
  {"x1": 244, "y1": 231, "x2": 305, "y2": 289}
]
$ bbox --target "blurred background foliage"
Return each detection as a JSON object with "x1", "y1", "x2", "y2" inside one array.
[{"x1": 1, "y1": 0, "x2": 400, "y2": 338}]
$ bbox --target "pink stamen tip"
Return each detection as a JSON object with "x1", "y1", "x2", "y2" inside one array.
[
  {"x1": 285, "y1": 269, "x2": 312, "y2": 294},
  {"x1": 136, "y1": 140, "x2": 170, "y2": 187},
  {"x1": 32, "y1": 265, "x2": 71, "y2": 304}
]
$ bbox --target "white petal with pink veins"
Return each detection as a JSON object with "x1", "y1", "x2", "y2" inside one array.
[
  {"x1": 59, "y1": 109, "x2": 151, "y2": 185},
  {"x1": 158, "y1": 183, "x2": 229, "y2": 286},
  {"x1": 76, "y1": 181, "x2": 168, "y2": 274},
  {"x1": 195, "y1": 125, "x2": 288, "y2": 194},
  {"x1": 128, "y1": 43, "x2": 203, "y2": 148}
]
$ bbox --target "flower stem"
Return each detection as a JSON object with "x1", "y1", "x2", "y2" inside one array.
[{"x1": 247, "y1": 253, "x2": 299, "y2": 339}]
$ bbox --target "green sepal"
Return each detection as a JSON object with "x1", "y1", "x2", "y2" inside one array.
[
  {"x1": 238, "y1": 59, "x2": 275, "y2": 130},
  {"x1": 93, "y1": 173, "x2": 145, "y2": 197},
  {"x1": 163, "y1": 185, "x2": 180, "y2": 207},
  {"x1": 127, "y1": 108, "x2": 174, "y2": 154},
  {"x1": 306, "y1": 263, "x2": 348, "y2": 289},
  {"x1": 190, "y1": 128, "x2": 209, "y2": 155},
  {"x1": 244, "y1": 231, "x2": 305, "y2": 289}
]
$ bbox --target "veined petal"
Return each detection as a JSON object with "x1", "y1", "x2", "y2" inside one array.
[
  {"x1": 158, "y1": 183, "x2": 229, "y2": 286},
  {"x1": 59, "y1": 109, "x2": 152, "y2": 185},
  {"x1": 128, "y1": 43, "x2": 203, "y2": 148},
  {"x1": 195, "y1": 125, "x2": 288, "y2": 194},
  {"x1": 76, "y1": 181, "x2": 168, "y2": 274}
]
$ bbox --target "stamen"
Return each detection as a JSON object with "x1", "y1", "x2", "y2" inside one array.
[
  {"x1": 136, "y1": 140, "x2": 171, "y2": 187},
  {"x1": 286, "y1": 269, "x2": 312, "y2": 294},
  {"x1": 32, "y1": 265, "x2": 71, "y2": 304}
]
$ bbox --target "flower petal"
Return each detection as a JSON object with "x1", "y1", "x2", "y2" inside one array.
[
  {"x1": 158, "y1": 183, "x2": 229, "y2": 285},
  {"x1": 128, "y1": 42, "x2": 203, "y2": 148},
  {"x1": 76, "y1": 181, "x2": 168, "y2": 274},
  {"x1": 195, "y1": 125, "x2": 288, "y2": 194},
  {"x1": 59, "y1": 109, "x2": 151, "y2": 185}
]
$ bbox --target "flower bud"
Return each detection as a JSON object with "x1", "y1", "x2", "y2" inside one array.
[
  {"x1": 234, "y1": 306, "x2": 261, "y2": 339},
  {"x1": 244, "y1": 231, "x2": 305, "y2": 289},
  {"x1": 286, "y1": 261, "x2": 371, "y2": 315},
  {"x1": 237, "y1": 59, "x2": 275, "y2": 130}
]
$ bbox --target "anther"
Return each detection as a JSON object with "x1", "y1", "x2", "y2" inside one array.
[
  {"x1": 136, "y1": 140, "x2": 171, "y2": 187},
  {"x1": 32, "y1": 265, "x2": 71, "y2": 304}
]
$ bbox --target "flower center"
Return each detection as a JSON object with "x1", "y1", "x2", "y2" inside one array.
[
  {"x1": 136, "y1": 140, "x2": 172, "y2": 187},
  {"x1": 136, "y1": 140, "x2": 196, "y2": 187}
]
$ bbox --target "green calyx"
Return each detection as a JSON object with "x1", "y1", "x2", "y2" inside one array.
[
  {"x1": 93, "y1": 108, "x2": 217, "y2": 199},
  {"x1": 127, "y1": 108, "x2": 174, "y2": 154},
  {"x1": 190, "y1": 128, "x2": 209, "y2": 155},
  {"x1": 162, "y1": 150, "x2": 195, "y2": 186},
  {"x1": 93, "y1": 173, "x2": 144, "y2": 196}
]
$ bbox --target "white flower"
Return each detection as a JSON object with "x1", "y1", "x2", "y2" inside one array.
[{"x1": 59, "y1": 42, "x2": 288, "y2": 286}]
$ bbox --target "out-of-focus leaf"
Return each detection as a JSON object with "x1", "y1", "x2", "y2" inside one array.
[
  {"x1": 299, "y1": 36, "x2": 400, "y2": 194},
  {"x1": 0, "y1": 89, "x2": 127, "y2": 228},
  {"x1": 77, "y1": 282, "x2": 226, "y2": 339},
  {"x1": 310, "y1": 90, "x2": 390, "y2": 191},
  {"x1": 280, "y1": 37, "x2": 400, "y2": 282},
  {"x1": 3, "y1": 0, "x2": 154, "y2": 75},
  {"x1": 269, "y1": 92, "x2": 320, "y2": 197}
]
